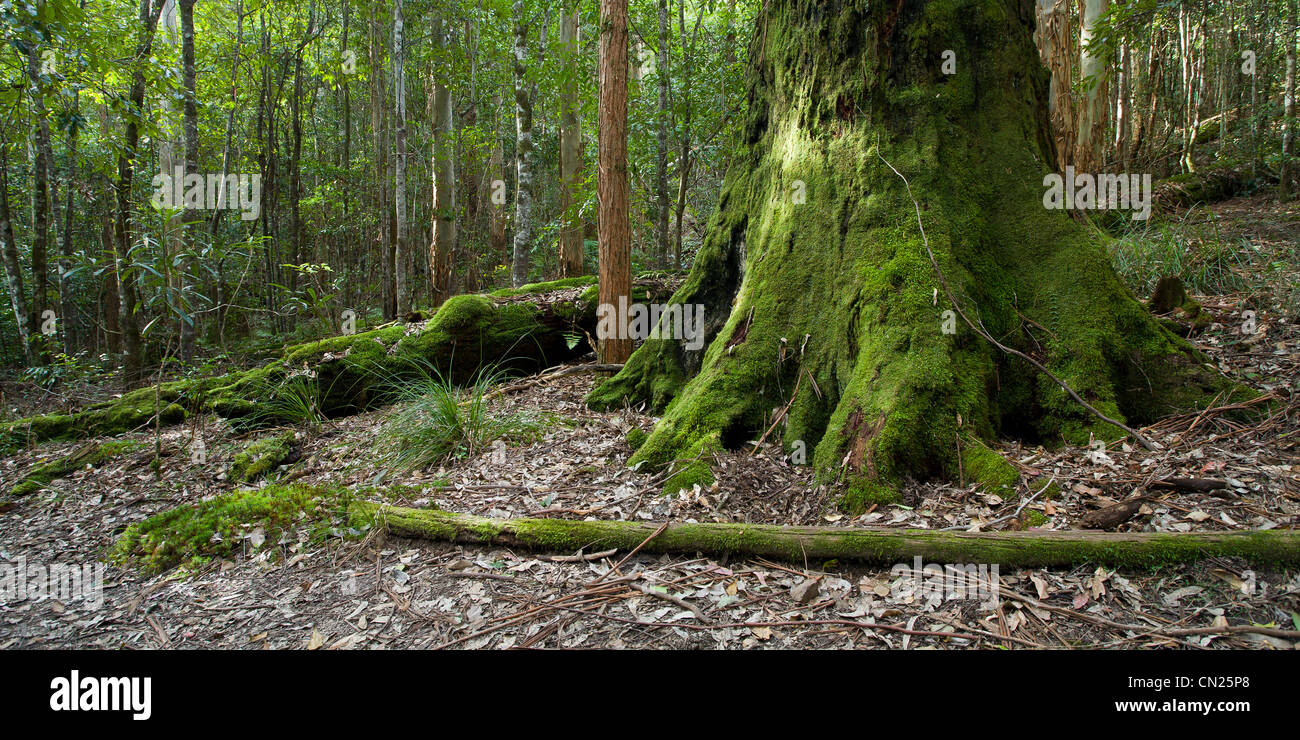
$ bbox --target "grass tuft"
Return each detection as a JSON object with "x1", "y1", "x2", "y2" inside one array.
[
  {"x1": 378, "y1": 363, "x2": 541, "y2": 472},
  {"x1": 1108, "y1": 220, "x2": 1250, "y2": 297}
]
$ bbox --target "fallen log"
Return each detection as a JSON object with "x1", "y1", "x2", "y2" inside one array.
[
  {"x1": 1077, "y1": 498, "x2": 1145, "y2": 531},
  {"x1": 1, "y1": 277, "x2": 671, "y2": 451},
  {"x1": 1153, "y1": 166, "x2": 1250, "y2": 210},
  {"x1": 1149, "y1": 477, "x2": 1229, "y2": 494},
  {"x1": 351, "y1": 501, "x2": 1300, "y2": 568},
  {"x1": 8, "y1": 440, "x2": 138, "y2": 496},
  {"x1": 227, "y1": 431, "x2": 298, "y2": 483}
]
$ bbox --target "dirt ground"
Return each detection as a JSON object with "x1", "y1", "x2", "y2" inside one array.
[{"x1": 1, "y1": 195, "x2": 1297, "y2": 650}]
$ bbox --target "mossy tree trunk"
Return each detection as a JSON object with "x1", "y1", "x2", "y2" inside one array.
[{"x1": 589, "y1": 0, "x2": 1243, "y2": 507}]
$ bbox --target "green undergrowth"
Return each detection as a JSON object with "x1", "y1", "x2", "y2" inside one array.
[{"x1": 108, "y1": 484, "x2": 355, "y2": 574}]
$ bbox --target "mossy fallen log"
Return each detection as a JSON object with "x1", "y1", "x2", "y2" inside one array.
[
  {"x1": 351, "y1": 501, "x2": 1300, "y2": 568},
  {"x1": 8, "y1": 440, "x2": 140, "y2": 496},
  {"x1": 227, "y1": 431, "x2": 298, "y2": 483},
  {"x1": 1, "y1": 276, "x2": 670, "y2": 451},
  {"x1": 0, "y1": 387, "x2": 188, "y2": 454},
  {"x1": 1153, "y1": 167, "x2": 1249, "y2": 210}
]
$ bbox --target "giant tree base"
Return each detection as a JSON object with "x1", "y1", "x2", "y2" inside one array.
[{"x1": 587, "y1": 0, "x2": 1256, "y2": 507}]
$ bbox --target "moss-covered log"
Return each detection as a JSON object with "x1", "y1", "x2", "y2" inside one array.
[
  {"x1": 352, "y1": 501, "x2": 1300, "y2": 568},
  {"x1": 227, "y1": 431, "x2": 298, "y2": 483},
  {"x1": 8, "y1": 440, "x2": 139, "y2": 497},
  {"x1": 588, "y1": 0, "x2": 1250, "y2": 508},
  {"x1": 0, "y1": 387, "x2": 188, "y2": 454},
  {"x1": 1153, "y1": 166, "x2": 1249, "y2": 210},
  {"x1": 0, "y1": 277, "x2": 651, "y2": 450}
]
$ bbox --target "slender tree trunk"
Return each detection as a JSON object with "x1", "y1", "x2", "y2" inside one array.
[
  {"x1": 1114, "y1": 40, "x2": 1129, "y2": 170},
  {"x1": 1251, "y1": 3, "x2": 1260, "y2": 178},
  {"x1": 1282, "y1": 0, "x2": 1298, "y2": 199},
  {"x1": 0, "y1": 148, "x2": 32, "y2": 363},
  {"x1": 429, "y1": 16, "x2": 457, "y2": 306},
  {"x1": 341, "y1": 0, "x2": 351, "y2": 197},
  {"x1": 98, "y1": 192, "x2": 121, "y2": 353},
  {"x1": 511, "y1": 0, "x2": 535, "y2": 288},
  {"x1": 26, "y1": 47, "x2": 52, "y2": 358},
  {"x1": 210, "y1": 0, "x2": 242, "y2": 245},
  {"x1": 489, "y1": 131, "x2": 508, "y2": 274},
  {"x1": 460, "y1": 14, "x2": 482, "y2": 293},
  {"x1": 159, "y1": 0, "x2": 183, "y2": 351},
  {"x1": 597, "y1": 0, "x2": 632, "y2": 363},
  {"x1": 654, "y1": 0, "x2": 670, "y2": 269},
  {"x1": 289, "y1": 4, "x2": 316, "y2": 329},
  {"x1": 673, "y1": 1, "x2": 703, "y2": 270},
  {"x1": 1077, "y1": 0, "x2": 1109, "y2": 172},
  {"x1": 113, "y1": 0, "x2": 166, "y2": 382},
  {"x1": 1034, "y1": 0, "x2": 1074, "y2": 170},
  {"x1": 58, "y1": 90, "x2": 80, "y2": 354},
  {"x1": 1177, "y1": 4, "x2": 1200, "y2": 173},
  {"x1": 392, "y1": 0, "x2": 408, "y2": 315},
  {"x1": 179, "y1": 0, "x2": 199, "y2": 360},
  {"x1": 558, "y1": 4, "x2": 584, "y2": 278},
  {"x1": 369, "y1": 0, "x2": 393, "y2": 320}
]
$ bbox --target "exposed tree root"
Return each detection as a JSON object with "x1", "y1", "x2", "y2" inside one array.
[{"x1": 352, "y1": 501, "x2": 1300, "y2": 568}]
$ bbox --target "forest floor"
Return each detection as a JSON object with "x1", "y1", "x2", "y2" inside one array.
[{"x1": 1, "y1": 195, "x2": 1298, "y2": 650}]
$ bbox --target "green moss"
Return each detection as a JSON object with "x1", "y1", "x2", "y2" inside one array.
[
  {"x1": 1028, "y1": 476, "x2": 1063, "y2": 500},
  {"x1": 0, "y1": 387, "x2": 188, "y2": 453},
  {"x1": 356, "y1": 501, "x2": 1300, "y2": 568},
  {"x1": 840, "y1": 479, "x2": 901, "y2": 513},
  {"x1": 5, "y1": 281, "x2": 606, "y2": 447},
  {"x1": 664, "y1": 459, "x2": 716, "y2": 496},
  {"x1": 109, "y1": 484, "x2": 352, "y2": 573},
  {"x1": 227, "y1": 431, "x2": 297, "y2": 483},
  {"x1": 961, "y1": 440, "x2": 1020, "y2": 494},
  {"x1": 625, "y1": 428, "x2": 648, "y2": 451},
  {"x1": 1021, "y1": 510, "x2": 1050, "y2": 528},
  {"x1": 650, "y1": 430, "x2": 721, "y2": 495},
  {"x1": 489, "y1": 275, "x2": 596, "y2": 297}
]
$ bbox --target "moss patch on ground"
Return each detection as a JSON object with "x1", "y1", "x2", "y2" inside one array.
[
  {"x1": 489, "y1": 275, "x2": 597, "y2": 298},
  {"x1": 960, "y1": 439, "x2": 1020, "y2": 496},
  {"x1": 108, "y1": 484, "x2": 353, "y2": 573},
  {"x1": 625, "y1": 428, "x2": 648, "y2": 452}
]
